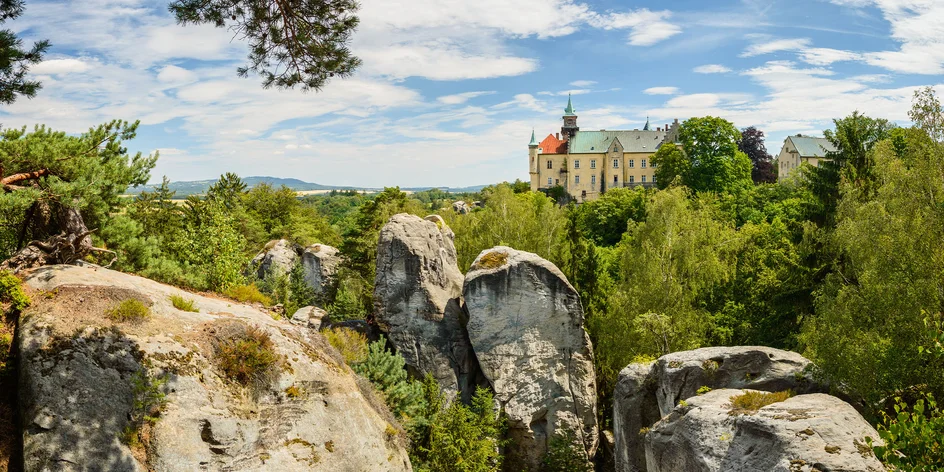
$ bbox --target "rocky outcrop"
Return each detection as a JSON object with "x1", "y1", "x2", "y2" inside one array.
[
  {"x1": 645, "y1": 389, "x2": 884, "y2": 472},
  {"x1": 463, "y1": 246, "x2": 597, "y2": 470},
  {"x1": 249, "y1": 239, "x2": 299, "y2": 280},
  {"x1": 614, "y1": 347, "x2": 827, "y2": 472},
  {"x1": 19, "y1": 265, "x2": 411, "y2": 472},
  {"x1": 290, "y1": 305, "x2": 328, "y2": 331},
  {"x1": 300, "y1": 244, "x2": 340, "y2": 304},
  {"x1": 451, "y1": 201, "x2": 470, "y2": 214},
  {"x1": 373, "y1": 214, "x2": 477, "y2": 399}
]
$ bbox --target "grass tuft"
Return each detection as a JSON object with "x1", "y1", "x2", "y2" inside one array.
[
  {"x1": 223, "y1": 284, "x2": 272, "y2": 305},
  {"x1": 729, "y1": 390, "x2": 794, "y2": 415},
  {"x1": 169, "y1": 294, "x2": 198, "y2": 312},
  {"x1": 211, "y1": 322, "x2": 281, "y2": 389},
  {"x1": 323, "y1": 327, "x2": 368, "y2": 365},
  {"x1": 106, "y1": 299, "x2": 151, "y2": 323},
  {"x1": 474, "y1": 251, "x2": 508, "y2": 270}
]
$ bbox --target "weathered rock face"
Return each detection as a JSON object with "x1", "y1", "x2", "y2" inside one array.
[
  {"x1": 19, "y1": 265, "x2": 411, "y2": 472},
  {"x1": 452, "y1": 201, "x2": 470, "y2": 214},
  {"x1": 614, "y1": 346, "x2": 828, "y2": 472},
  {"x1": 249, "y1": 239, "x2": 300, "y2": 280},
  {"x1": 373, "y1": 214, "x2": 476, "y2": 399},
  {"x1": 645, "y1": 389, "x2": 884, "y2": 472},
  {"x1": 290, "y1": 305, "x2": 328, "y2": 331},
  {"x1": 463, "y1": 246, "x2": 598, "y2": 470},
  {"x1": 300, "y1": 244, "x2": 340, "y2": 304}
]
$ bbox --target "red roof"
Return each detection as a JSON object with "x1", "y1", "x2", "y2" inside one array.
[{"x1": 538, "y1": 134, "x2": 567, "y2": 154}]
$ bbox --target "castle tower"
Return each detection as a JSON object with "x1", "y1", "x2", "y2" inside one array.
[
  {"x1": 528, "y1": 129, "x2": 540, "y2": 191},
  {"x1": 561, "y1": 94, "x2": 579, "y2": 140}
]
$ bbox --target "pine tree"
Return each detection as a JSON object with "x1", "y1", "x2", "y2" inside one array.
[
  {"x1": 0, "y1": 0, "x2": 49, "y2": 104},
  {"x1": 353, "y1": 340, "x2": 425, "y2": 421}
]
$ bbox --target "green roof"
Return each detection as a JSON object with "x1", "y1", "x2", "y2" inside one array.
[
  {"x1": 788, "y1": 136, "x2": 837, "y2": 157},
  {"x1": 568, "y1": 130, "x2": 667, "y2": 154},
  {"x1": 564, "y1": 94, "x2": 576, "y2": 116},
  {"x1": 528, "y1": 129, "x2": 538, "y2": 147}
]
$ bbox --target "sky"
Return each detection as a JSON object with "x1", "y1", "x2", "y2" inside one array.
[{"x1": 2, "y1": 0, "x2": 943, "y2": 188}]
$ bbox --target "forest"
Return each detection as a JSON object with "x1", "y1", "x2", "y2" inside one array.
[{"x1": 1, "y1": 87, "x2": 944, "y2": 470}]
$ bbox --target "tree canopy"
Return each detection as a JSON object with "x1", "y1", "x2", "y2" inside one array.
[
  {"x1": 738, "y1": 126, "x2": 776, "y2": 184},
  {"x1": 0, "y1": 0, "x2": 49, "y2": 104},
  {"x1": 652, "y1": 116, "x2": 753, "y2": 193}
]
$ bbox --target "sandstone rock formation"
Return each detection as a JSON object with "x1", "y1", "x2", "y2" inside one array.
[
  {"x1": 463, "y1": 246, "x2": 597, "y2": 469},
  {"x1": 290, "y1": 305, "x2": 328, "y2": 331},
  {"x1": 451, "y1": 201, "x2": 470, "y2": 214},
  {"x1": 249, "y1": 239, "x2": 299, "y2": 280},
  {"x1": 300, "y1": 244, "x2": 340, "y2": 304},
  {"x1": 645, "y1": 389, "x2": 884, "y2": 472},
  {"x1": 614, "y1": 346, "x2": 828, "y2": 472},
  {"x1": 373, "y1": 214, "x2": 476, "y2": 399},
  {"x1": 19, "y1": 265, "x2": 411, "y2": 472}
]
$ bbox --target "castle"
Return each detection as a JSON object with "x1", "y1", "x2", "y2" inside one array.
[{"x1": 528, "y1": 95, "x2": 680, "y2": 202}]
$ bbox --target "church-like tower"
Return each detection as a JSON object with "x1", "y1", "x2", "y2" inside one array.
[{"x1": 561, "y1": 93, "x2": 579, "y2": 140}]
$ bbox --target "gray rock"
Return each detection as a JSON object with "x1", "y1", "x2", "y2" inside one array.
[
  {"x1": 290, "y1": 305, "x2": 328, "y2": 331},
  {"x1": 614, "y1": 346, "x2": 827, "y2": 472},
  {"x1": 452, "y1": 201, "x2": 471, "y2": 214},
  {"x1": 249, "y1": 239, "x2": 300, "y2": 280},
  {"x1": 300, "y1": 244, "x2": 340, "y2": 305},
  {"x1": 645, "y1": 389, "x2": 885, "y2": 472},
  {"x1": 374, "y1": 213, "x2": 477, "y2": 400},
  {"x1": 20, "y1": 265, "x2": 412, "y2": 472},
  {"x1": 463, "y1": 246, "x2": 598, "y2": 469}
]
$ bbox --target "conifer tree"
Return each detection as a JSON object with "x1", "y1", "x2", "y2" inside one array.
[
  {"x1": 0, "y1": 0, "x2": 49, "y2": 104},
  {"x1": 353, "y1": 339, "x2": 425, "y2": 420}
]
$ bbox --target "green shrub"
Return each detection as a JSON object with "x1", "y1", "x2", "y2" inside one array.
[
  {"x1": 729, "y1": 390, "x2": 794, "y2": 415},
  {"x1": 211, "y1": 322, "x2": 281, "y2": 389},
  {"x1": 169, "y1": 294, "x2": 198, "y2": 312},
  {"x1": 871, "y1": 394, "x2": 944, "y2": 471},
  {"x1": 697, "y1": 386, "x2": 712, "y2": 395},
  {"x1": 353, "y1": 340, "x2": 425, "y2": 421},
  {"x1": 0, "y1": 270, "x2": 30, "y2": 312},
  {"x1": 542, "y1": 428, "x2": 591, "y2": 472},
  {"x1": 473, "y1": 251, "x2": 507, "y2": 270},
  {"x1": 224, "y1": 284, "x2": 272, "y2": 305},
  {"x1": 423, "y1": 386, "x2": 504, "y2": 472},
  {"x1": 106, "y1": 299, "x2": 151, "y2": 323},
  {"x1": 121, "y1": 370, "x2": 168, "y2": 446},
  {"x1": 323, "y1": 327, "x2": 368, "y2": 365}
]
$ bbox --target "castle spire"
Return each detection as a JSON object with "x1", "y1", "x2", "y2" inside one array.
[
  {"x1": 529, "y1": 129, "x2": 539, "y2": 147},
  {"x1": 564, "y1": 93, "x2": 576, "y2": 116},
  {"x1": 643, "y1": 116, "x2": 650, "y2": 131}
]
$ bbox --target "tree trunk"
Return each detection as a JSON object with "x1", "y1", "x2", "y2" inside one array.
[{"x1": 0, "y1": 206, "x2": 98, "y2": 273}]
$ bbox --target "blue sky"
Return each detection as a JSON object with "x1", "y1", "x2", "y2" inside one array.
[{"x1": 2, "y1": 0, "x2": 942, "y2": 187}]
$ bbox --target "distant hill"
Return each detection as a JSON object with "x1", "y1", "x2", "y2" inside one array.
[{"x1": 124, "y1": 177, "x2": 486, "y2": 197}]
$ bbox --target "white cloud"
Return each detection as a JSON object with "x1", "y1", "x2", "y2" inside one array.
[
  {"x1": 742, "y1": 38, "x2": 811, "y2": 57},
  {"x1": 156, "y1": 65, "x2": 197, "y2": 84},
  {"x1": 437, "y1": 91, "x2": 496, "y2": 105},
  {"x1": 799, "y1": 47, "x2": 862, "y2": 65},
  {"x1": 587, "y1": 9, "x2": 682, "y2": 46},
  {"x1": 570, "y1": 80, "x2": 596, "y2": 87},
  {"x1": 644, "y1": 86, "x2": 679, "y2": 95},
  {"x1": 693, "y1": 64, "x2": 732, "y2": 74},
  {"x1": 31, "y1": 58, "x2": 92, "y2": 75}
]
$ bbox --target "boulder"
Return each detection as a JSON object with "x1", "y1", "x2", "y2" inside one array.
[
  {"x1": 300, "y1": 244, "x2": 340, "y2": 304},
  {"x1": 614, "y1": 347, "x2": 828, "y2": 472},
  {"x1": 249, "y1": 239, "x2": 299, "y2": 280},
  {"x1": 19, "y1": 265, "x2": 412, "y2": 472},
  {"x1": 463, "y1": 246, "x2": 597, "y2": 469},
  {"x1": 373, "y1": 214, "x2": 477, "y2": 399},
  {"x1": 451, "y1": 201, "x2": 470, "y2": 214},
  {"x1": 290, "y1": 305, "x2": 328, "y2": 331},
  {"x1": 645, "y1": 389, "x2": 884, "y2": 472}
]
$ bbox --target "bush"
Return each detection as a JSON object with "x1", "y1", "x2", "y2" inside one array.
[
  {"x1": 323, "y1": 327, "x2": 368, "y2": 365},
  {"x1": 211, "y1": 322, "x2": 281, "y2": 390},
  {"x1": 422, "y1": 386, "x2": 504, "y2": 472},
  {"x1": 542, "y1": 428, "x2": 591, "y2": 472},
  {"x1": 0, "y1": 270, "x2": 30, "y2": 312},
  {"x1": 106, "y1": 299, "x2": 151, "y2": 323},
  {"x1": 871, "y1": 394, "x2": 944, "y2": 471},
  {"x1": 169, "y1": 294, "x2": 198, "y2": 312},
  {"x1": 224, "y1": 284, "x2": 272, "y2": 305},
  {"x1": 353, "y1": 340, "x2": 425, "y2": 421},
  {"x1": 729, "y1": 390, "x2": 794, "y2": 415}
]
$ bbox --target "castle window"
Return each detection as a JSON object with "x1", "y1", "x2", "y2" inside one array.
[
  {"x1": 591, "y1": 175, "x2": 596, "y2": 185},
  {"x1": 642, "y1": 175, "x2": 647, "y2": 183},
  {"x1": 613, "y1": 159, "x2": 619, "y2": 169},
  {"x1": 652, "y1": 161, "x2": 658, "y2": 168},
  {"x1": 642, "y1": 159, "x2": 647, "y2": 168},
  {"x1": 590, "y1": 159, "x2": 596, "y2": 169},
  {"x1": 547, "y1": 160, "x2": 552, "y2": 169},
  {"x1": 629, "y1": 159, "x2": 635, "y2": 168},
  {"x1": 574, "y1": 160, "x2": 580, "y2": 169},
  {"x1": 613, "y1": 175, "x2": 618, "y2": 184},
  {"x1": 629, "y1": 175, "x2": 635, "y2": 183},
  {"x1": 548, "y1": 177, "x2": 552, "y2": 186},
  {"x1": 575, "y1": 175, "x2": 580, "y2": 184},
  {"x1": 652, "y1": 175, "x2": 657, "y2": 183}
]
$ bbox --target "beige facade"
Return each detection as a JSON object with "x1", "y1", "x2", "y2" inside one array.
[
  {"x1": 776, "y1": 135, "x2": 837, "y2": 182},
  {"x1": 528, "y1": 97, "x2": 675, "y2": 203}
]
